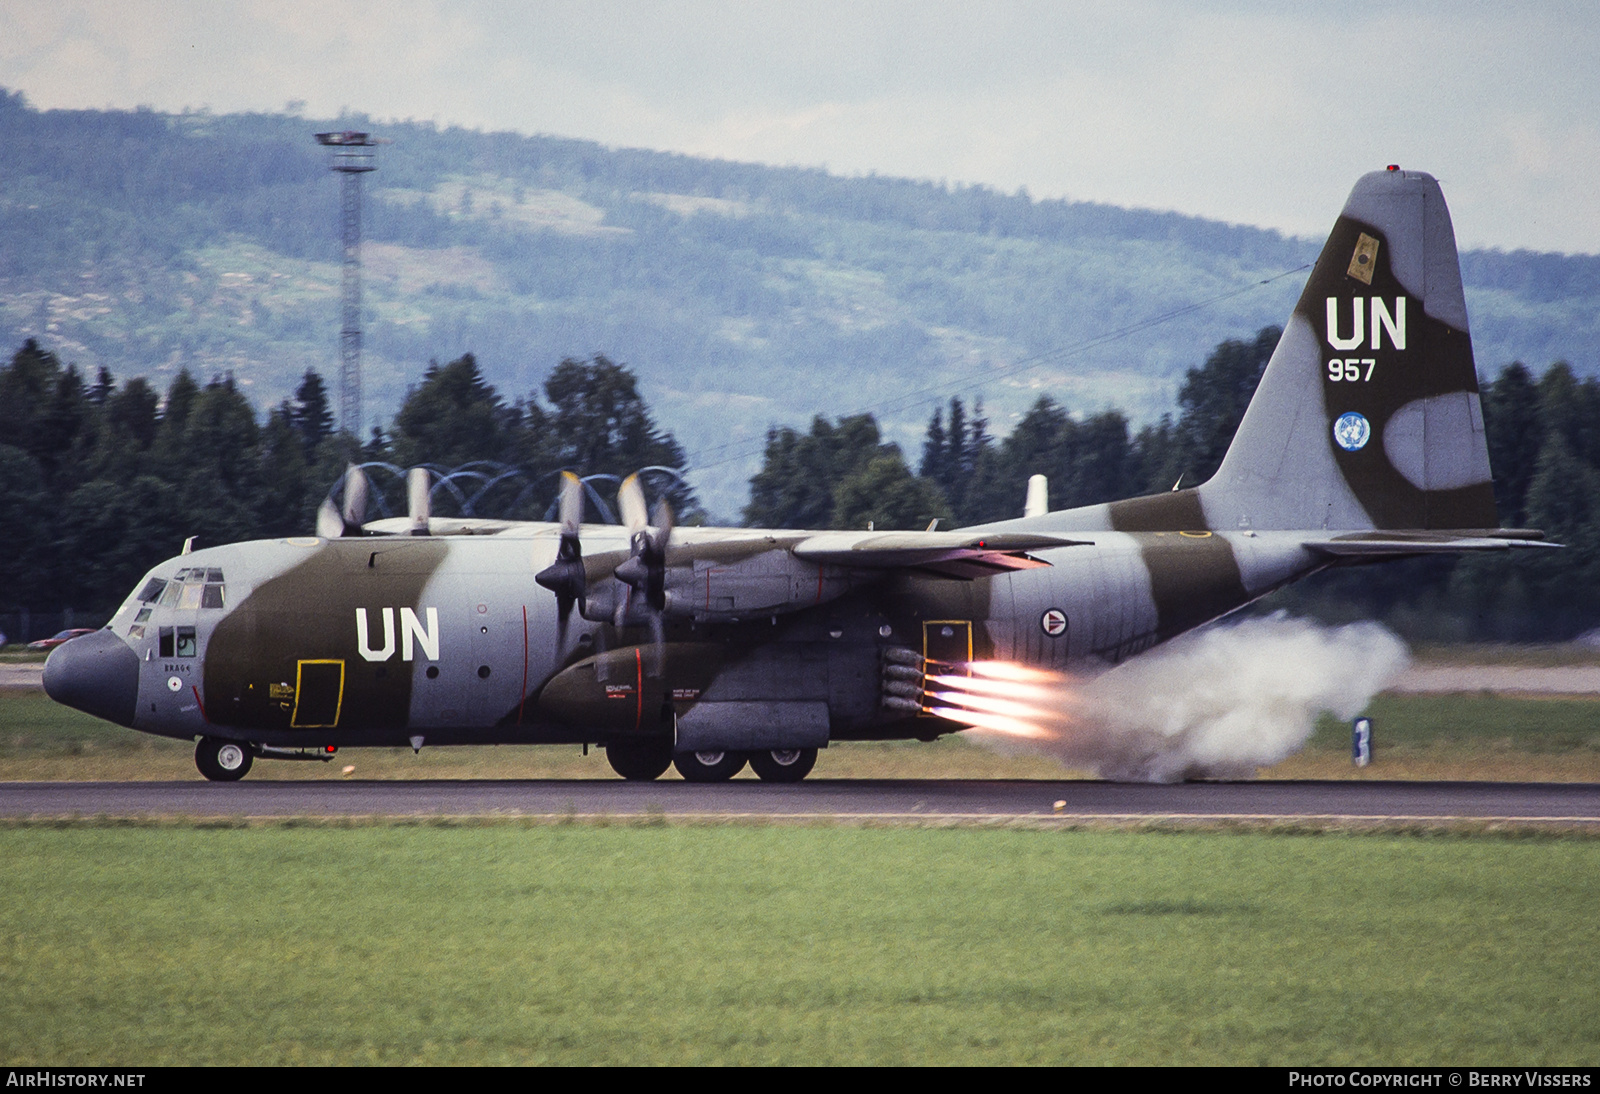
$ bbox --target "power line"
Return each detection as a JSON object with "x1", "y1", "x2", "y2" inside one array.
[{"x1": 684, "y1": 262, "x2": 1311, "y2": 474}]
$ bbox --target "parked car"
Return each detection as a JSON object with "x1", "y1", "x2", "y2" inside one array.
[{"x1": 27, "y1": 628, "x2": 98, "y2": 652}]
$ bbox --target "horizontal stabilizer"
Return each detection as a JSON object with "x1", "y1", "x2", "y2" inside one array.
[{"x1": 1304, "y1": 529, "x2": 1556, "y2": 558}]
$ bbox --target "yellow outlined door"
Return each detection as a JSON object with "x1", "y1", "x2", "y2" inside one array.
[
  {"x1": 921, "y1": 620, "x2": 973, "y2": 716},
  {"x1": 290, "y1": 659, "x2": 345, "y2": 728}
]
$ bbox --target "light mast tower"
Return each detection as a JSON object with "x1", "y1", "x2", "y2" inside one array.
[{"x1": 314, "y1": 130, "x2": 378, "y2": 436}]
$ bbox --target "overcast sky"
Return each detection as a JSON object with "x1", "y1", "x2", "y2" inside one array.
[{"x1": 3, "y1": 1, "x2": 1597, "y2": 253}]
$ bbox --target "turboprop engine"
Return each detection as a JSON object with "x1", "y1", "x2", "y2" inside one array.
[{"x1": 581, "y1": 548, "x2": 859, "y2": 624}]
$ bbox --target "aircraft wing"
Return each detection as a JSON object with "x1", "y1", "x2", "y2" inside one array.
[
  {"x1": 792, "y1": 530, "x2": 1090, "y2": 578},
  {"x1": 1302, "y1": 529, "x2": 1556, "y2": 558}
]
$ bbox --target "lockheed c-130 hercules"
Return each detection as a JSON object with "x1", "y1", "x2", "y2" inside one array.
[{"x1": 46, "y1": 168, "x2": 1551, "y2": 782}]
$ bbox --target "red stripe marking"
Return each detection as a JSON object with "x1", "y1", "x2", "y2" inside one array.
[
  {"x1": 517, "y1": 604, "x2": 529, "y2": 725},
  {"x1": 815, "y1": 563, "x2": 825, "y2": 603},
  {"x1": 634, "y1": 648, "x2": 643, "y2": 730},
  {"x1": 191, "y1": 685, "x2": 209, "y2": 723}
]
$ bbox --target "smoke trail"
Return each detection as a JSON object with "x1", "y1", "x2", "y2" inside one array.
[{"x1": 939, "y1": 614, "x2": 1409, "y2": 782}]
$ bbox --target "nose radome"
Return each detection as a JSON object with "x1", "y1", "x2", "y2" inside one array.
[{"x1": 43, "y1": 630, "x2": 141, "y2": 727}]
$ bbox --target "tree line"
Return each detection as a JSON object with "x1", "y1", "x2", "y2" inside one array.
[
  {"x1": 0, "y1": 339, "x2": 688, "y2": 619},
  {"x1": 2, "y1": 329, "x2": 1596, "y2": 641}
]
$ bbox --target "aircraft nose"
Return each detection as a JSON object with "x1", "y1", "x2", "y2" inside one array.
[{"x1": 43, "y1": 630, "x2": 141, "y2": 727}]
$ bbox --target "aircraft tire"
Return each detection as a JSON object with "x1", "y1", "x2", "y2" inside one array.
[
  {"x1": 748, "y1": 748, "x2": 817, "y2": 783},
  {"x1": 673, "y1": 750, "x2": 748, "y2": 782},
  {"x1": 195, "y1": 737, "x2": 253, "y2": 782},
  {"x1": 606, "y1": 739, "x2": 673, "y2": 781}
]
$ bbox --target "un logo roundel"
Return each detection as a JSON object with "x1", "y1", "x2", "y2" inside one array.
[
  {"x1": 1333, "y1": 411, "x2": 1371, "y2": 452},
  {"x1": 1040, "y1": 609, "x2": 1067, "y2": 637}
]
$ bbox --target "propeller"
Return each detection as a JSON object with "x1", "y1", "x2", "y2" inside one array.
[
  {"x1": 316, "y1": 464, "x2": 371, "y2": 538},
  {"x1": 407, "y1": 467, "x2": 431, "y2": 536},
  {"x1": 613, "y1": 473, "x2": 674, "y2": 618},
  {"x1": 612, "y1": 472, "x2": 674, "y2": 672},
  {"x1": 534, "y1": 471, "x2": 588, "y2": 650}
]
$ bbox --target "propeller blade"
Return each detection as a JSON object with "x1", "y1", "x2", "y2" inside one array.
[
  {"x1": 651, "y1": 496, "x2": 674, "y2": 547},
  {"x1": 407, "y1": 468, "x2": 431, "y2": 535},
  {"x1": 536, "y1": 471, "x2": 588, "y2": 650},
  {"x1": 647, "y1": 611, "x2": 665, "y2": 677},
  {"x1": 617, "y1": 472, "x2": 649, "y2": 535},
  {"x1": 316, "y1": 464, "x2": 370, "y2": 538},
  {"x1": 612, "y1": 472, "x2": 674, "y2": 670},
  {"x1": 342, "y1": 465, "x2": 370, "y2": 529},
  {"x1": 558, "y1": 471, "x2": 583, "y2": 536},
  {"x1": 315, "y1": 498, "x2": 344, "y2": 539}
]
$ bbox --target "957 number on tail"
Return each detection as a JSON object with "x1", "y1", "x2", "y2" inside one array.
[{"x1": 1328, "y1": 357, "x2": 1376, "y2": 382}]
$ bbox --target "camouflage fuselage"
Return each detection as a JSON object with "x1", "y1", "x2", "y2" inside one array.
[{"x1": 100, "y1": 516, "x2": 1320, "y2": 749}]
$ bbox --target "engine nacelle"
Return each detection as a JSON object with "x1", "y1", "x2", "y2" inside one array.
[{"x1": 581, "y1": 549, "x2": 859, "y2": 624}]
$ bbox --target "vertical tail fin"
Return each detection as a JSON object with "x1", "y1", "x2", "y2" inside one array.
[{"x1": 1201, "y1": 168, "x2": 1496, "y2": 532}]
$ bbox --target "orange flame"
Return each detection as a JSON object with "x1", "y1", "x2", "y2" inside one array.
[{"x1": 927, "y1": 706, "x2": 1052, "y2": 738}]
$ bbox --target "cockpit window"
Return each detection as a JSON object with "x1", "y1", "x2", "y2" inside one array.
[
  {"x1": 158, "y1": 582, "x2": 183, "y2": 608},
  {"x1": 175, "y1": 627, "x2": 197, "y2": 657},
  {"x1": 159, "y1": 627, "x2": 173, "y2": 657},
  {"x1": 137, "y1": 578, "x2": 167, "y2": 603},
  {"x1": 206, "y1": 569, "x2": 225, "y2": 583},
  {"x1": 201, "y1": 584, "x2": 225, "y2": 610},
  {"x1": 177, "y1": 584, "x2": 204, "y2": 611}
]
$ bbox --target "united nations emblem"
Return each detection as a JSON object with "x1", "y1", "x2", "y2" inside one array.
[{"x1": 1333, "y1": 411, "x2": 1371, "y2": 452}]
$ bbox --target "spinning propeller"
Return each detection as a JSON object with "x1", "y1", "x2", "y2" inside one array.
[
  {"x1": 612, "y1": 472, "x2": 674, "y2": 673},
  {"x1": 316, "y1": 464, "x2": 372, "y2": 538},
  {"x1": 533, "y1": 472, "x2": 588, "y2": 650},
  {"x1": 534, "y1": 470, "x2": 676, "y2": 668}
]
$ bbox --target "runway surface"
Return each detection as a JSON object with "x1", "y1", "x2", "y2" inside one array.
[{"x1": 3, "y1": 778, "x2": 1599, "y2": 823}]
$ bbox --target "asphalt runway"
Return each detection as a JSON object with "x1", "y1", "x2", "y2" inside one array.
[{"x1": 2, "y1": 778, "x2": 1599, "y2": 823}]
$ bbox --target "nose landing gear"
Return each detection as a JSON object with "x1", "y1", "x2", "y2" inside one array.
[{"x1": 195, "y1": 736, "x2": 253, "y2": 782}]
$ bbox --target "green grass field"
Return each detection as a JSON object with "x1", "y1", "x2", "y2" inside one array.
[
  {"x1": 2, "y1": 825, "x2": 1596, "y2": 1065},
  {"x1": 4, "y1": 687, "x2": 1600, "y2": 782}
]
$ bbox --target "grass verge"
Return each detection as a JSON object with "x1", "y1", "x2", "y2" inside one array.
[
  {"x1": 2, "y1": 825, "x2": 1596, "y2": 1065},
  {"x1": 5, "y1": 690, "x2": 1600, "y2": 782}
]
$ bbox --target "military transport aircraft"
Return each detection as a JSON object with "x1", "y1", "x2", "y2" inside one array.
[{"x1": 45, "y1": 168, "x2": 1550, "y2": 782}]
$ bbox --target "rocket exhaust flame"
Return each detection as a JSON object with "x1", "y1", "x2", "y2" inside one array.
[
  {"x1": 927, "y1": 687, "x2": 1047, "y2": 722},
  {"x1": 964, "y1": 661, "x2": 1066, "y2": 685},
  {"x1": 935, "y1": 614, "x2": 1409, "y2": 782},
  {"x1": 925, "y1": 673, "x2": 1059, "y2": 703},
  {"x1": 926, "y1": 707, "x2": 1052, "y2": 739}
]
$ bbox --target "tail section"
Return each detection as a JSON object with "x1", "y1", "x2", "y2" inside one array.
[{"x1": 1201, "y1": 167, "x2": 1496, "y2": 532}]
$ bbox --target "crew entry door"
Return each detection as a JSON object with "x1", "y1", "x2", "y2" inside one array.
[{"x1": 290, "y1": 659, "x2": 345, "y2": 728}]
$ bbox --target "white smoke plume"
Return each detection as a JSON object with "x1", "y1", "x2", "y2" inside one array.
[{"x1": 934, "y1": 614, "x2": 1409, "y2": 782}]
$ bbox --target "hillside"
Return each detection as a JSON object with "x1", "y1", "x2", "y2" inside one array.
[{"x1": 3, "y1": 89, "x2": 1597, "y2": 517}]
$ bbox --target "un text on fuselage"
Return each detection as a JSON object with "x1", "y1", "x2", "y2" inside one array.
[
  {"x1": 355, "y1": 607, "x2": 441, "y2": 662},
  {"x1": 1326, "y1": 296, "x2": 1406, "y2": 384}
]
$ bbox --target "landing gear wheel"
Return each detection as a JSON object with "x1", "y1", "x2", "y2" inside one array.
[
  {"x1": 673, "y1": 750, "x2": 748, "y2": 782},
  {"x1": 195, "y1": 737, "x2": 253, "y2": 782},
  {"x1": 606, "y1": 739, "x2": 673, "y2": 781},
  {"x1": 749, "y1": 748, "x2": 817, "y2": 783}
]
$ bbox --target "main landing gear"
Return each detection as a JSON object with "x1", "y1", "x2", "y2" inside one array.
[
  {"x1": 748, "y1": 748, "x2": 817, "y2": 783},
  {"x1": 604, "y1": 741, "x2": 818, "y2": 783},
  {"x1": 195, "y1": 736, "x2": 253, "y2": 782},
  {"x1": 673, "y1": 750, "x2": 747, "y2": 782},
  {"x1": 605, "y1": 739, "x2": 674, "y2": 781}
]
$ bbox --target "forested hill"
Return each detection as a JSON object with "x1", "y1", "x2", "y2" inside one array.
[{"x1": 3, "y1": 88, "x2": 1598, "y2": 516}]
